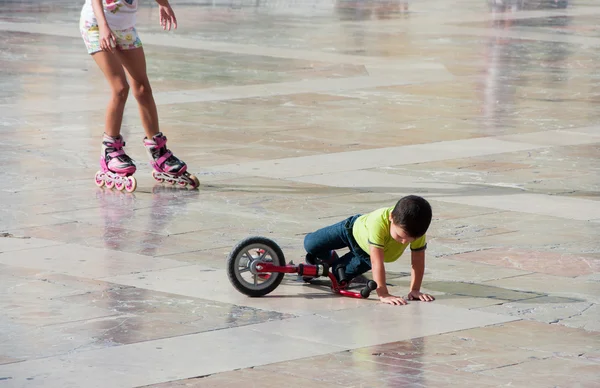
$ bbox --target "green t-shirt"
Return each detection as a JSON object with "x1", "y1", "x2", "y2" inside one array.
[{"x1": 352, "y1": 207, "x2": 427, "y2": 263}]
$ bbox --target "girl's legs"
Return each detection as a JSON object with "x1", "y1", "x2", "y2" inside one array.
[
  {"x1": 116, "y1": 47, "x2": 160, "y2": 139},
  {"x1": 96, "y1": 44, "x2": 198, "y2": 187},
  {"x1": 117, "y1": 46, "x2": 195, "y2": 185},
  {"x1": 92, "y1": 51, "x2": 129, "y2": 138}
]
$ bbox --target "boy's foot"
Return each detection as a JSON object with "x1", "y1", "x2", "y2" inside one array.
[
  {"x1": 303, "y1": 251, "x2": 339, "y2": 283},
  {"x1": 305, "y1": 250, "x2": 338, "y2": 265}
]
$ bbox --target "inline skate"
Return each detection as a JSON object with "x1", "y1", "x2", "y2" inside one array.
[
  {"x1": 144, "y1": 132, "x2": 199, "y2": 189},
  {"x1": 94, "y1": 134, "x2": 137, "y2": 193}
]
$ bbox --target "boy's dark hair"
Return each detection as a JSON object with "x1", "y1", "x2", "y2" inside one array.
[{"x1": 391, "y1": 195, "x2": 432, "y2": 238}]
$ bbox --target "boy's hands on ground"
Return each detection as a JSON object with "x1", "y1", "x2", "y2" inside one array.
[
  {"x1": 379, "y1": 294, "x2": 408, "y2": 306},
  {"x1": 158, "y1": 4, "x2": 177, "y2": 30},
  {"x1": 407, "y1": 290, "x2": 435, "y2": 302}
]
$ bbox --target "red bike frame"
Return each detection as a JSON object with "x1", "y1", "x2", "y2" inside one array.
[{"x1": 254, "y1": 262, "x2": 376, "y2": 299}]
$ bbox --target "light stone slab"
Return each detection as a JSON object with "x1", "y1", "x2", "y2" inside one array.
[
  {"x1": 434, "y1": 193, "x2": 600, "y2": 221},
  {"x1": 210, "y1": 137, "x2": 545, "y2": 179},
  {"x1": 407, "y1": 257, "x2": 532, "y2": 283},
  {"x1": 0, "y1": 324, "x2": 344, "y2": 388},
  {"x1": 2, "y1": 1, "x2": 600, "y2": 386},
  {"x1": 248, "y1": 302, "x2": 517, "y2": 349},
  {"x1": 497, "y1": 129, "x2": 600, "y2": 147},
  {"x1": 484, "y1": 274, "x2": 600, "y2": 304},
  {"x1": 441, "y1": 25, "x2": 600, "y2": 47},
  {"x1": 289, "y1": 170, "x2": 600, "y2": 221},
  {"x1": 428, "y1": 295, "x2": 510, "y2": 310},
  {"x1": 101, "y1": 265, "x2": 373, "y2": 315},
  {"x1": 0, "y1": 303, "x2": 517, "y2": 388},
  {"x1": 2, "y1": 73, "x2": 451, "y2": 115},
  {"x1": 0, "y1": 237, "x2": 64, "y2": 254},
  {"x1": 476, "y1": 297, "x2": 595, "y2": 328},
  {"x1": 372, "y1": 5, "x2": 600, "y2": 27},
  {"x1": 291, "y1": 171, "x2": 468, "y2": 193},
  {"x1": 2, "y1": 273, "x2": 102, "y2": 301},
  {"x1": 0, "y1": 21, "x2": 450, "y2": 69},
  {"x1": 1, "y1": 298, "x2": 120, "y2": 330},
  {"x1": 563, "y1": 126, "x2": 600, "y2": 136},
  {"x1": 0, "y1": 244, "x2": 191, "y2": 279},
  {"x1": 554, "y1": 303, "x2": 600, "y2": 332}
]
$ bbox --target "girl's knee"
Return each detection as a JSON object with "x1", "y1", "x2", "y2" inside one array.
[
  {"x1": 112, "y1": 84, "x2": 129, "y2": 103},
  {"x1": 132, "y1": 82, "x2": 153, "y2": 102}
]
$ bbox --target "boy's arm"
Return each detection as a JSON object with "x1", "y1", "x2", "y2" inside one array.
[
  {"x1": 407, "y1": 250, "x2": 435, "y2": 302},
  {"x1": 370, "y1": 245, "x2": 407, "y2": 306}
]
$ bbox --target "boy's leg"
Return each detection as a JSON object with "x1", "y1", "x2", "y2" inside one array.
[
  {"x1": 304, "y1": 217, "x2": 353, "y2": 264},
  {"x1": 117, "y1": 46, "x2": 160, "y2": 139},
  {"x1": 92, "y1": 52, "x2": 130, "y2": 138},
  {"x1": 332, "y1": 251, "x2": 372, "y2": 282}
]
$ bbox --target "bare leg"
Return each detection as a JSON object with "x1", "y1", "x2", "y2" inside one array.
[
  {"x1": 116, "y1": 47, "x2": 200, "y2": 188},
  {"x1": 117, "y1": 47, "x2": 160, "y2": 139},
  {"x1": 92, "y1": 51, "x2": 129, "y2": 138}
]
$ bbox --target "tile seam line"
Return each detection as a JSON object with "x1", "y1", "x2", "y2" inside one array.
[
  {"x1": 93, "y1": 263, "x2": 198, "y2": 280},
  {"x1": 0, "y1": 242, "x2": 68, "y2": 255},
  {"x1": 30, "y1": 312, "x2": 125, "y2": 329},
  {"x1": 442, "y1": 27, "x2": 600, "y2": 46},
  {"x1": 0, "y1": 75, "x2": 453, "y2": 114},
  {"x1": 207, "y1": 127, "x2": 600, "y2": 177}
]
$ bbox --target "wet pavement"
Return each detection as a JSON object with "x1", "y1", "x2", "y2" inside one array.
[{"x1": 0, "y1": 0, "x2": 599, "y2": 387}]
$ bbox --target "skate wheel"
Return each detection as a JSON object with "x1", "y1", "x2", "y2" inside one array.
[
  {"x1": 168, "y1": 179, "x2": 176, "y2": 185},
  {"x1": 189, "y1": 174, "x2": 200, "y2": 189},
  {"x1": 125, "y1": 177, "x2": 137, "y2": 193},
  {"x1": 115, "y1": 179, "x2": 125, "y2": 191},
  {"x1": 152, "y1": 170, "x2": 164, "y2": 183},
  {"x1": 94, "y1": 172, "x2": 105, "y2": 187},
  {"x1": 105, "y1": 178, "x2": 115, "y2": 189}
]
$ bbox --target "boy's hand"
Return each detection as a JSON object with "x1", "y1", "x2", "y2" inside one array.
[
  {"x1": 408, "y1": 290, "x2": 435, "y2": 302},
  {"x1": 379, "y1": 294, "x2": 407, "y2": 306}
]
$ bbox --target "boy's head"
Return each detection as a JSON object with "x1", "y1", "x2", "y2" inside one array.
[{"x1": 389, "y1": 195, "x2": 432, "y2": 243}]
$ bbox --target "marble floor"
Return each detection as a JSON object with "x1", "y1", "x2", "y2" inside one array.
[{"x1": 1, "y1": 0, "x2": 599, "y2": 386}]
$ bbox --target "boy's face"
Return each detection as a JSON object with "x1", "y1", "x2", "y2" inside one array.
[{"x1": 389, "y1": 217, "x2": 416, "y2": 244}]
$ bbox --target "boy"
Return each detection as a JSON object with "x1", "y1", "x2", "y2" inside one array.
[{"x1": 304, "y1": 195, "x2": 434, "y2": 306}]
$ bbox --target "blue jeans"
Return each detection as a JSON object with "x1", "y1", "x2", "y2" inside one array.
[{"x1": 303, "y1": 215, "x2": 371, "y2": 281}]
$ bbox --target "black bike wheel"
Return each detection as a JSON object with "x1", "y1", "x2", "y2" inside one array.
[{"x1": 227, "y1": 236, "x2": 286, "y2": 297}]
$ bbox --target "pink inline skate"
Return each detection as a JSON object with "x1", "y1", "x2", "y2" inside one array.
[
  {"x1": 94, "y1": 134, "x2": 137, "y2": 193},
  {"x1": 144, "y1": 132, "x2": 199, "y2": 189}
]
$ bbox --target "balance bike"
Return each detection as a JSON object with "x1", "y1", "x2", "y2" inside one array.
[{"x1": 226, "y1": 236, "x2": 378, "y2": 299}]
